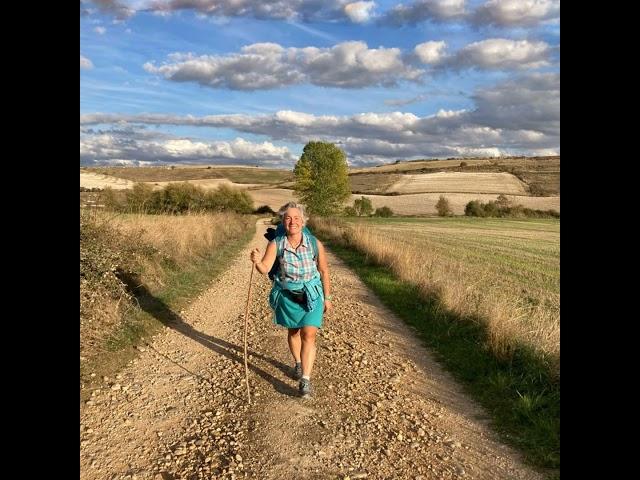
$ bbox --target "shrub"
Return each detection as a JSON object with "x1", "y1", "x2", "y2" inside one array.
[
  {"x1": 254, "y1": 205, "x2": 276, "y2": 215},
  {"x1": 465, "y1": 200, "x2": 485, "y2": 217},
  {"x1": 373, "y1": 206, "x2": 394, "y2": 217},
  {"x1": 343, "y1": 206, "x2": 357, "y2": 216},
  {"x1": 435, "y1": 195, "x2": 452, "y2": 217}
]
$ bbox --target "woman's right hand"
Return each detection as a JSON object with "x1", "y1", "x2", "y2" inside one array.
[{"x1": 250, "y1": 248, "x2": 261, "y2": 264}]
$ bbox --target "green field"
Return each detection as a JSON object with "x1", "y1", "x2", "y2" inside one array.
[
  {"x1": 348, "y1": 217, "x2": 560, "y2": 305},
  {"x1": 312, "y1": 215, "x2": 560, "y2": 473}
]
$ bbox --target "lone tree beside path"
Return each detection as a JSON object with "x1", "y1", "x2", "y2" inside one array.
[{"x1": 293, "y1": 141, "x2": 351, "y2": 216}]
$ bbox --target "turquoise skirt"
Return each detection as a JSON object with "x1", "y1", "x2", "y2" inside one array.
[{"x1": 269, "y1": 287, "x2": 324, "y2": 329}]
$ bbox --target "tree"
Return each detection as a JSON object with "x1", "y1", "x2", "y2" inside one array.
[
  {"x1": 293, "y1": 141, "x2": 351, "y2": 216},
  {"x1": 435, "y1": 195, "x2": 452, "y2": 217},
  {"x1": 353, "y1": 196, "x2": 373, "y2": 216}
]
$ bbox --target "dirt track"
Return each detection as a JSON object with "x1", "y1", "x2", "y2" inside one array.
[{"x1": 80, "y1": 219, "x2": 544, "y2": 480}]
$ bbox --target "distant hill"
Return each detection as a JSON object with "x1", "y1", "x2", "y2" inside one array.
[{"x1": 81, "y1": 156, "x2": 559, "y2": 215}]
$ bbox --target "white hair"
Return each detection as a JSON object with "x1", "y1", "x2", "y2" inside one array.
[{"x1": 278, "y1": 202, "x2": 307, "y2": 224}]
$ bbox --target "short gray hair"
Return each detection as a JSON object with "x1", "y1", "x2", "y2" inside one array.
[{"x1": 278, "y1": 202, "x2": 307, "y2": 224}]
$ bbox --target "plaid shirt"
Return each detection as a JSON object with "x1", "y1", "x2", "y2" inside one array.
[{"x1": 276, "y1": 233, "x2": 318, "y2": 282}]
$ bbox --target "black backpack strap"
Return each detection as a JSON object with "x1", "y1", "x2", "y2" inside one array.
[{"x1": 309, "y1": 234, "x2": 318, "y2": 261}]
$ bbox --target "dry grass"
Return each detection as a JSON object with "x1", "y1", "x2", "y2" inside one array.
[
  {"x1": 80, "y1": 172, "x2": 136, "y2": 190},
  {"x1": 350, "y1": 193, "x2": 560, "y2": 215},
  {"x1": 80, "y1": 209, "x2": 253, "y2": 363},
  {"x1": 150, "y1": 178, "x2": 263, "y2": 190},
  {"x1": 106, "y1": 211, "x2": 249, "y2": 266},
  {"x1": 349, "y1": 173, "x2": 402, "y2": 194},
  {"x1": 349, "y1": 156, "x2": 559, "y2": 174},
  {"x1": 311, "y1": 217, "x2": 560, "y2": 375},
  {"x1": 238, "y1": 188, "x2": 561, "y2": 216},
  {"x1": 80, "y1": 172, "x2": 263, "y2": 191},
  {"x1": 81, "y1": 180, "x2": 559, "y2": 217},
  {"x1": 247, "y1": 188, "x2": 297, "y2": 211},
  {"x1": 85, "y1": 166, "x2": 292, "y2": 184},
  {"x1": 349, "y1": 156, "x2": 560, "y2": 196},
  {"x1": 387, "y1": 172, "x2": 529, "y2": 195}
]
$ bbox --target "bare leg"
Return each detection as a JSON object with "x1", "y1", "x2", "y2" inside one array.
[
  {"x1": 287, "y1": 328, "x2": 301, "y2": 364},
  {"x1": 300, "y1": 326, "x2": 318, "y2": 377}
]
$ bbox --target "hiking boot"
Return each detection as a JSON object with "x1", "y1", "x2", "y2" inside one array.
[
  {"x1": 298, "y1": 378, "x2": 312, "y2": 398},
  {"x1": 293, "y1": 362, "x2": 302, "y2": 380}
]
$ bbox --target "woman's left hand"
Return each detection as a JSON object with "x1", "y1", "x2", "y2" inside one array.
[{"x1": 324, "y1": 299, "x2": 333, "y2": 313}]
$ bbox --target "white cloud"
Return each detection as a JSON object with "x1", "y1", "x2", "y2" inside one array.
[
  {"x1": 85, "y1": 0, "x2": 134, "y2": 19},
  {"x1": 83, "y1": 0, "x2": 559, "y2": 28},
  {"x1": 144, "y1": 41, "x2": 423, "y2": 90},
  {"x1": 414, "y1": 41, "x2": 447, "y2": 64},
  {"x1": 81, "y1": 71, "x2": 558, "y2": 164},
  {"x1": 469, "y1": 72, "x2": 559, "y2": 134},
  {"x1": 380, "y1": 0, "x2": 467, "y2": 26},
  {"x1": 80, "y1": 128, "x2": 296, "y2": 166},
  {"x1": 94, "y1": 26, "x2": 107, "y2": 34},
  {"x1": 89, "y1": 0, "x2": 365, "y2": 23},
  {"x1": 446, "y1": 39, "x2": 551, "y2": 70},
  {"x1": 473, "y1": 0, "x2": 560, "y2": 27},
  {"x1": 144, "y1": 39, "x2": 551, "y2": 91},
  {"x1": 274, "y1": 110, "x2": 318, "y2": 126},
  {"x1": 344, "y1": 1, "x2": 376, "y2": 23},
  {"x1": 80, "y1": 55, "x2": 94, "y2": 69}
]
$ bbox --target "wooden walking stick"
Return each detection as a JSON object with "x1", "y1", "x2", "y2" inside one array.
[{"x1": 243, "y1": 262, "x2": 255, "y2": 403}]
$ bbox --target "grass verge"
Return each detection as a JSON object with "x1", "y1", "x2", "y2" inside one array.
[
  {"x1": 320, "y1": 237, "x2": 559, "y2": 477},
  {"x1": 80, "y1": 224, "x2": 254, "y2": 402}
]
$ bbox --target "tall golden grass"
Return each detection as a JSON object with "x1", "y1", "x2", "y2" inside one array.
[
  {"x1": 107, "y1": 211, "x2": 250, "y2": 265},
  {"x1": 80, "y1": 209, "x2": 253, "y2": 362},
  {"x1": 311, "y1": 218, "x2": 560, "y2": 376}
]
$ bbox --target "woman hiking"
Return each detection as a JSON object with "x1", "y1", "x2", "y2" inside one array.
[{"x1": 250, "y1": 202, "x2": 333, "y2": 398}]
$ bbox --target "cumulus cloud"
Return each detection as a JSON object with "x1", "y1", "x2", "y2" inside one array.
[
  {"x1": 143, "y1": 39, "x2": 551, "y2": 91},
  {"x1": 83, "y1": 0, "x2": 372, "y2": 23},
  {"x1": 82, "y1": 0, "x2": 559, "y2": 28},
  {"x1": 144, "y1": 41, "x2": 423, "y2": 90},
  {"x1": 80, "y1": 54, "x2": 94, "y2": 69},
  {"x1": 94, "y1": 26, "x2": 107, "y2": 34},
  {"x1": 414, "y1": 41, "x2": 447, "y2": 64},
  {"x1": 80, "y1": 128, "x2": 296, "y2": 166},
  {"x1": 344, "y1": 1, "x2": 376, "y2": 23},
  {"x1": 342, "y1": 138, "x2": 504, "y2": 162},
  {"x1": 81, "y1": 73, "x2": 558, "y2": 164},
  {"x1": 472, "y1": 0, "x2": 560, "y2": 27},
  {"x1": 377, "y1": 0, "x2": 559, "y2": 27},
  {"x1": 88, "y1": 0, "x2": 134, "y2": 19},
  {"x1": 380, "y1": 0, "x2": 466, "y2": 26},
  {"x1": 442, "y1": 38, "x2": 551, "y2": 70},
  {"x1": 469, "y1": 72, "x2": 559, "y2": 134}
]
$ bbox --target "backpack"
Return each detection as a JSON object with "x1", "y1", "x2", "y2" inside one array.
[{"x1": 263, "y1": 223, "x2": 318, "y2": 281}]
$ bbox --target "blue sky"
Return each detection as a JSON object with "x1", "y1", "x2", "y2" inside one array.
[{"x1": 80, "y1": 0, "x2": 560, "y2": 168}]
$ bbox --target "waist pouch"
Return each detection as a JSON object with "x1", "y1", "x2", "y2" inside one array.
[{"x1": 285, "y1": 289, "x2": 307, "y2": 305}]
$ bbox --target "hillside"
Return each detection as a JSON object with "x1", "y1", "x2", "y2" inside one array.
[{"x1": 81, "y1": 156, "x2": 560, "y2": 215}]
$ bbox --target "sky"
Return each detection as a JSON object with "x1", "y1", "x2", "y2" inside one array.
[{"x1": 80, "y1": 0, "x2": 560, "y2": 168}]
